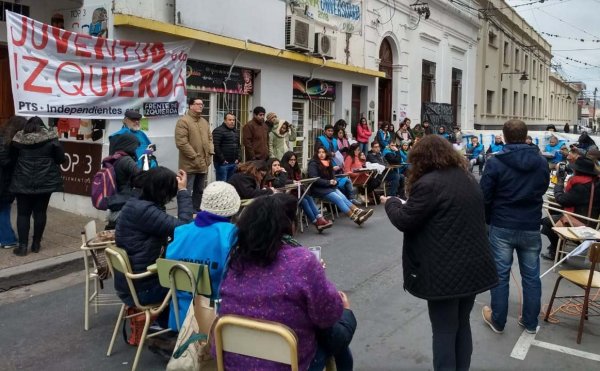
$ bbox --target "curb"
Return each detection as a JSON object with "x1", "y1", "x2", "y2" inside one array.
[{"x1": 0, "y1": 252, "x2": 83, "y2": 292}]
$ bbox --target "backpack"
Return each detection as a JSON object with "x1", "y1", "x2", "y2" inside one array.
[{"x1": 91, "y1": 151, "x2": 127, "y2": 210}]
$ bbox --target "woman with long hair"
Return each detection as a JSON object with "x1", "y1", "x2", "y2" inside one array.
[
  {"x1": 10, "y1": 117, "x2": 65, "y2": 256},
  {"x1": 381, "y1": 135, "x2": 497, "y2": 371},
  {"x1": 355, "y1": 117, "x2": 372, "y2": 154},
  {"x1": 308, "y1": 146, "x2": 373, "y2": 225},
  {"x1": 279, "y1": 151, "x2": 333, "y2": 232},
  {"x1": 336, "y1": 127, "x2": 350, "y2": 155},
  {"x1": 227, "y1": 160, "x2": 274, "y2": 199},
  {"x1": 376, "y1": 122, "x2": 391, "y2": 149},
  {"x1": 0, "y1": 116, "x2": 26, "y2": 249},
  {"x1": 218, "y1": 194, "x2": 355, "y2": 370}
]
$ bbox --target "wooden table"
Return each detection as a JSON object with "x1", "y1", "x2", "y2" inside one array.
[{"x1": 551, "y1": 226, "x2": 600, "y2": 266}]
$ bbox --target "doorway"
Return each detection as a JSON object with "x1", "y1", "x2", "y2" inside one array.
[
  {"x1": 378, "y1": 38, "x2": 394, "y2": 124},
  {"x1": 0, "y1": 46, "x2": 14, "y2": 122}
]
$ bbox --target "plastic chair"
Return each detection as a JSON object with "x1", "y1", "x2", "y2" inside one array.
[
  {"x1": 155, "y1": 258, "x2": 212, "y2": 331},
  {"x1": 104, "y1": 246, "x2": 172, "y2": 371},
  {"x1": 214, "y1": 314, "x2": 300, "y2": 371},
  {"x1": 544, "y1": 242, "x2": 600, "y2": 344},
  {"x1": 81, "y1": 221, "x2": 121, "y2": 331}
]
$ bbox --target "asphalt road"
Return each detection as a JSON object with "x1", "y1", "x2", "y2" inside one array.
[{"x1": 0, "y1": 204, "x2": 598, "y2": 370}]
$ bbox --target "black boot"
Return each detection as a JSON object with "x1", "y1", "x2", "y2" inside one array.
[
  {"x1": 31, "y1": 240, "x2": 41, "y2": 253},
  {"x1": 13, "y1": 244, "x2": 27, "y2": 256}
]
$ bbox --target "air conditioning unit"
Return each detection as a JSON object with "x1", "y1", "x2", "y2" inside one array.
[
  {"x1": 314, "y1": 33, "x2": 336, "y2": 59},
  {"x1": 285, "y1": 15, "x2": 314, "y2": 52}
]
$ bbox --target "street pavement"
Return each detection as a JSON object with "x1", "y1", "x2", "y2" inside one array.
[{"x1": 0, "y1": 203, "x2": 599, "y2": 370}]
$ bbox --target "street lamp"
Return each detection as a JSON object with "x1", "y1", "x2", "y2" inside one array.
[{"x1": 500, "y1": 72, "x2": 529, "y2": 81}]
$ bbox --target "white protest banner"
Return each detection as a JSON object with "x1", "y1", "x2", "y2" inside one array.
[{"x1": 5, "y1": 10, "x2": 193, "y2": 119}]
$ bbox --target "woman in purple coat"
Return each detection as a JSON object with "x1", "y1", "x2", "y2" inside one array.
[{"x1": 218, "y1": 194, "x2": 353, "y2": 370}]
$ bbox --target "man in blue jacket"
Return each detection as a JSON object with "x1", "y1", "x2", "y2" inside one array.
[{"x1": 480, "y1": 119, "x2": 549, "y2": 335}]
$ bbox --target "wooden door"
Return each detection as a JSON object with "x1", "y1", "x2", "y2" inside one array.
[{"x1": 0, "y1": 47, "x2": 15, "y2": 122}]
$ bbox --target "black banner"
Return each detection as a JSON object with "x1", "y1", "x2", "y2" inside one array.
[
  {"x1": 421, "y1": 102, "x2": 454, "y2": 130},
  {"x1": 293, "y1": 76, "x2": 336, "y2": 101},
  {"x1": 186, "y1": 60, "x2": 253, "y2": 95}
]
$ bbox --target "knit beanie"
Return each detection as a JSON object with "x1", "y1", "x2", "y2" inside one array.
[
  {"x1": 200, "y1": 181, "x2": 241, "y2": 217},
  {"x1": 266, "y1": 112, "x2": 278, "y2": 124}
]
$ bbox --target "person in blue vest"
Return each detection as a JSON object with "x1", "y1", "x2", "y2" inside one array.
[
  {"x1": 467, "y1": 136, "x2": 485, "y2": 174},
  {"x1": 544, "y1": 135, "x2": 564, "y2": 167},
  {"x1": 165, "y1": 181, "x2": 241, "y2": 330},
  {"x1": 315, "y1": 124, "x2": 338, "y2": 156},
  {"x1": 437, "y1": 125, "x2": 450, "y2": 141},
  {"x1": 109, "y1": 110, "x2": 155, "y2": 169},
  {"x1": 486, "y1": 134, "x2": 505, "y2": 157}
]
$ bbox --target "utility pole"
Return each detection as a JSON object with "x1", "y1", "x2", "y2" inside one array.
[{"x1": 594, "y1": 87, "x2": 598, "y2": 132}]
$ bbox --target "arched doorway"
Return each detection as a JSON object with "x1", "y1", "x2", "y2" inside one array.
[{"x1": 378, "y1": 38, "x2": 394, "y2": 125}]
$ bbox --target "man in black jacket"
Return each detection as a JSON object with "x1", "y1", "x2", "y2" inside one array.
[
  {"x1": 366, "y1": 141, "x2": 402, "y2": 197},
  {"x1": 212, "y1": 112, "x2": 240, "y2": 181},
  {"x1": 480, "y1": 119, "x2": 549, "y2": 335}
]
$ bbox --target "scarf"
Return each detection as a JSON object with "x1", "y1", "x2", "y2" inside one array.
[
  {"x1": 320, "y1": 159, "x2": 330, "y2": 168},
  {"x1": 564, "y1": 175, "x2": 594, "y2": 213},
  {"x1": 194, "y1": 211, "x2": 230, "y2": 227}
]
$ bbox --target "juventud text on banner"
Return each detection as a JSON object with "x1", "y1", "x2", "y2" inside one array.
[{"x1": 5, "y1": 10, "x2": 193, "y2": 119}]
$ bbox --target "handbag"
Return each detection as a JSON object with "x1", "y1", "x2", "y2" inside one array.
[
  {"x1": 166, "y1": 303, "x2": 216, "y2": 371},
  {"x1": 556, "y1": 181, "x2": 595, "y2": 228}
]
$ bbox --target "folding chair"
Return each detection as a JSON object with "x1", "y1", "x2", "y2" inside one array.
[
  {"x1": 544, "y1": 242, "x2": 600, "y2": 344},
  {"x1": 214, "y1": 314, "x2": 300, "y2": 371},
  {"x1": 81, "y1": 221, "x2": 121, "y2": 331},
  {"x1": 542, "y1": 204, "x2": 600, "y2": 265},
  {"x1": 104, "y1": 246, "x2": 172, "y2": 371},
  {"x1": 156, "y1": 258, "x2": 212, "y2": 331}
]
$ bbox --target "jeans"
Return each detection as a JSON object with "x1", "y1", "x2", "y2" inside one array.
[
  {"x1": 323, "y1": 189, "x2": 353, "y2": 214},
  {"x1": 427, "y1": 295, "x2": 475, "y2": 371},
  {"x1": 337, "y1": 178, "x2": 355, "y2": 200},
  {"x1": 309, "y1": 345, "x2": 353, "y2": 371},
  {"x1": 0, "y1": 201, "x2": 17, "y2": 245},
  {"x1": 301, "y1": 195, "x2": 320, "y2": 223},
  {"x1": 489, "y1": 225, "x2": 542, "y2": 331},
  {"x1": 386, "y1": 171, "x2": 400, "y2": 197},
  {"x1": 358, "y1": 142, "x2": 368, "y2": 154},
  {"x1": 187, "y1": 173, "x2": 207, "y2": 210},
  {"x1": 16, "y1": 193, "x2": 51, "y2": 246},
  {"x1": 214, "y1": 163, "x2": 237, "y2": 182},
  {"x1": 469, "y1": 155, "x2": 485, "y2": 174}
]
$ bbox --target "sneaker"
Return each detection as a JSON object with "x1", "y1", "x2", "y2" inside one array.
[
  {"x1": 315, "y1": 217, "x2": 333, "y2": 231},
  {"x1": 358, "y1": 208, "x2": 374, "y2": 224},
  {"x1": 518, "y1": 317, "x2": 538, "y2": 334},
  {"x1": 1, "y1": 242, "x2": 18, "y2": 249},
  {"x1": 351, "y1": 198, "x2": 363, "y2": 206},
  {"x1": 482, "y1": 306, "x2": 504, "y2": 334}
]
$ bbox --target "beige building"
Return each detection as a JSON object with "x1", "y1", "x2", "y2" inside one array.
[{"x1": 474, "y1": 0, "x2": 578, "y2": 129}]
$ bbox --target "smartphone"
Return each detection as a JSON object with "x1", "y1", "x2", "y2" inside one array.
[{"x1": 308, "y1": 246, "x2": 321, "y2": 260}]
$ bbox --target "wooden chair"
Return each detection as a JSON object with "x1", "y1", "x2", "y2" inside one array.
[
  {"x1": 350, "y1": 169, "x2": 376, "y2": 206},
  {"x1": 544, "y1": 242, "x2": 600, "y2": 343},
  {"x1": 104, "y1": 246, "x2": 172, "y2": 371},
  {"x1": 542, "y1": 204, "x2": 600, "y2": 265},
  {"x1": 155, "y1": 258, "x2": 212, "y2": 331},
  {"x1": 214, "y1": 315, "x2": 300, "y2": 371},
  {"x1": 80, "y1": 221, "x2": 121, "y2": 331}
]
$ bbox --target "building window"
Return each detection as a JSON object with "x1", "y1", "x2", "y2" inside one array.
[
  {"x1": 523, "y1": 94, "x2": 528, "y2": 117},
  {"x1": 531, "y1": 96, "x2": 536, "y2": 117},
  {"x1": 422, "y1": 60, "x2": 436, "y2": 103},
  {"x1": 486, "y1": 90, "x2": 495, "y2": 114},
  {"x1": 451, "y1": 68, "x2": 462, "y2": 125},
  {"x1": 501, "y1": 88, "x2": 507, "y2": 115},
  {"x1": 513, "y1": 91, "x2": 519, "y2": 116},
  {"x1": 515, "y1": 48, "x2": 520, "y2": 71},
  {"x1": 0, "y1": 2, "x2": 30, "y2": 21},
  {"x1": 488, "y1": 30, "x2": 498, "y2": 48},
  {"x1": 524, "y1": 55, "x2": 529, "y2": 73},
  {"x1": 503, "y1": 41, "x2": 510, "y2": 65}
]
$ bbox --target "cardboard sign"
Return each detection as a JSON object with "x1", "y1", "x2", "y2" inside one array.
[
  {"x1": 60, "y1": 141, "x2": 103, "y2": 196},
  {"x1": 5, "y1": 11, "x2": 193, "y2": 119}
]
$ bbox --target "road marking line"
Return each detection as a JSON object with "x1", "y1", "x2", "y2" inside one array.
[
  {"x1": 510, "y1": 330, "x2": 536, "y2": 360},
  {"x1": 531, "y1": 340, "x2": 600, "y2": 362}
]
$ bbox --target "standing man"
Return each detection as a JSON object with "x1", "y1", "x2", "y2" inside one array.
[
  {"x1": 242, "y1": 106, "x2": 269, "y2": 161},
  {"x1": 480, "y1": 120, "x2": 549, "y2": 335},
  {"x1": 109, "y1": 109, "x2": 152, "y2": 163},
  {"x1": 212, "y1": 112, "x2": 240, "y2": 181},
  {"x1": 175, "y1": 97, "x2": 214, "y2": 210}
]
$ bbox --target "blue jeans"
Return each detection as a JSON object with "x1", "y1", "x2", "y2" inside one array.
[
  {"x1": 300, "y1": 195, "x2": 320, "y2": 223},
  {"x1": 336, "y1": 177, "x2": 354, "y2": 200},
  {"x1": 386, "y1": 171, "x2": 401, "y2": 197},
  {"x1": 358, "y1": 142, "x2": 368, "y2": 154},
  {"x1": 0, "y1": 201, "x2": 17, "y2": 245},
  {"x1": 309, "y1": 345, "x2": 353, "y2": 371},
  {"x1": 215, "y1": 163, "x2": 237, "y2": 181},
  {"x1": 489, "y1": 226, "x2": 542, "y2": 331},
  {"x1": 323, "y1": 189, "x2": 353, "y2": 214}
]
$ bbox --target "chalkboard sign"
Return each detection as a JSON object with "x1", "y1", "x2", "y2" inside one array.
[{"x1": 421, "y1": 102, "x2": 454, "y2": 131}]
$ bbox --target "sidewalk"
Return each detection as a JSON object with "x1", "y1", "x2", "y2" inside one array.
[{"x1": 0, "y1": 206, "x2": 102, "y2": 291}]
